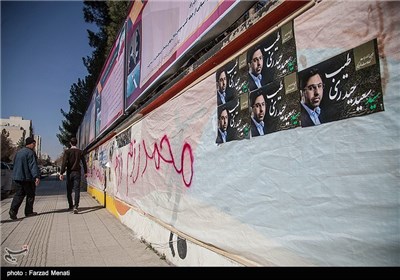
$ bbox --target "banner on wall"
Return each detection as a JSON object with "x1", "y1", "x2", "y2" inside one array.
[
  {"x1": 80, "y1": 109, "x2": 90, "y2": 150},
  {"x1": 88, "y1": 93, "x2": 96, "y2": 143},
  {"x1": 94, "y1": 88, "x2": 101, "y2": 138},
  {"x1": 125, "y1": 1, "x2": 144, "y2": 111},
  {"x1": 98, "y1": 25, "x2": 126, "y2": 134},
  {"x1": 140, "y1": 0, "x2": 239, "y2": 87},
  {"x1": 298, "y1": 39, "x2": 384, "y2": 127},
  {"x1": 125, "y1": 21, "x2": 142, "y2": 110}
]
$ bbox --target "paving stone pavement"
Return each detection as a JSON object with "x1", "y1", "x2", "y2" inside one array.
[{"x1": 0, "y1": 174, "x2": 171, "y2": 268}]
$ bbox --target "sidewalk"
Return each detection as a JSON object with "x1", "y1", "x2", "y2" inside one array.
[{"x1": 0, "y1": 174, "x2": 171, "y2": 267}]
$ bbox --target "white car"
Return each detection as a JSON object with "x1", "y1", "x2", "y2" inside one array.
[{"x1": 1, "y1": 162, "x2": 13, "y2": 198}]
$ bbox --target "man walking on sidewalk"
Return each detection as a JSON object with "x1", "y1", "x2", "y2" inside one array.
[
  {"x1": 59, "y1": 137, "x2": 88, "y2": 214},
  {"x1": 9, "y1": 137, "x2": 41, "y2": 220}
]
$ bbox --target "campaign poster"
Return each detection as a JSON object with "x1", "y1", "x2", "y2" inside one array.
[
  {"x1": 298, "y1": 39, "x2": 384, "y2": 127},
  {"x1": 216, "y1": 58, "x2": 250, "y2": 144},
  {"x1": 250, "y1": 72, "x2": 300, "y2": 137},
  {"x1": 240, "y1": 21, "x2": 297, "y2": 93}
]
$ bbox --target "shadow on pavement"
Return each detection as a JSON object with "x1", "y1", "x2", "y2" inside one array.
[
  {"x1": 1, "y1": 206, "x2": 104, "y2": 223},
  {"x1": 73, "y1": 205, "x2": 104, "y2": 214},
  {"x1": 39, "y1": 205, "x2": 104, "y2": 215},
  {"x1": 0, "y1": 217, "x2": 24, "y2": 224}
]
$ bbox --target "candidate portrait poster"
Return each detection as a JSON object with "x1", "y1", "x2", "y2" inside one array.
[
  {"x1": 239, "y1": 21, "x2": 297, "y2": 93},
  {"x1": 216, "y1": 58, "x2": 250, "y2": 144},
  {"x1": 259, "y1": 72, "x2": 301, "y2": 135},
  {"x1": 298, "y1": 39, "x2": 384, "y2": 127}
]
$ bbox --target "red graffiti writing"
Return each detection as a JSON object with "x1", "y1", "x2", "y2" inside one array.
[
  {"x1": 88, "y1": 165, "x2": 105, "y2": 185},
  {"x1": 115, "y1": 135, "x2": 194, "y2": 195}
]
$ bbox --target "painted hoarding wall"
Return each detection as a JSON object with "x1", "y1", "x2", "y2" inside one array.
[{"x1": 87, "y1": 1, "x2": 399, "y2": 266}]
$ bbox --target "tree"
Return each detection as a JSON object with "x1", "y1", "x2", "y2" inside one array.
[
  {"x1": 106, "y1": 1, "x2": 131, "y2": 53},
  {"x1": 1, "y1": 129, "x2": 15, "y2": 162},
  {"x1": 16, "y1": 136, "x2": 24, "y2": 150}
]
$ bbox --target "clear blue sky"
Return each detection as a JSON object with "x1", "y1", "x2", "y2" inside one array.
[{"x1": 1, "y1": 1, "x2": 94, "y2": 160}]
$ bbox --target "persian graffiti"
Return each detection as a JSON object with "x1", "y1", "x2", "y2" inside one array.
[
  {"x1": 115, "y1": 134, "x2": 194, "y2": 196},
  {"x1": 88, "y1": 164, "x2": 106, "y2": 186}
]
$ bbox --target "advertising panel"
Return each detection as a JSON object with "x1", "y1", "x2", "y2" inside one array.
[
  {"x1": 98, "y1": 25, "x2": 126, "y2": 134},
  {"x1": 125, "y1": 1, "x2": 144, "y2": 110},
  {"x1": 140, "y1": 0, "x2": 239, "y2": 89}
]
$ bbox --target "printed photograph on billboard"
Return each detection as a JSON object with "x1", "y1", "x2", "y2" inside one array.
[
  {"x1": 126, "y1": 21, "x2": 142, "y2": 109},
  {"x1": 124, "y1": 0, "x2": 144, "y2": 111}
]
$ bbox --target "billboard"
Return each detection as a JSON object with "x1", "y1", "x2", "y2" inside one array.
[
  {"x1": 125, "y1": 1, "x2": 144, "y2": 110},
  {"x1": 97, "y1": 24, "x2": 126, "y2": 135},
  {"x1": 124, "y1": 0, "x2": 246, "y2": 111}
]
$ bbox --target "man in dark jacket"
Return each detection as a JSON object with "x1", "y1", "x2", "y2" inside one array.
[
  {"x1": 300, "y1": 67, "x2": 326, "y2": 127},
  {"x1": 247, "y1": 45, "x2": 266, "y2": 92},
  {"x1": 216, "y1": 68, "x2": 234, "y2": 106},
  {"x1": 59, "y1": 137, "x2": 88, "y2": 214},
  {"x1": 9, "y1": 137, "x2": 41, "y2": 220},
  {"x1": 216, "y1": 105, "x2": 229, "y2": 144},
  {"x1": 250, "y1": 90, "x2": 267, "y2": 137}
]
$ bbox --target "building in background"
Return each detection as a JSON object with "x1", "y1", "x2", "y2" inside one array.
[
  {"x1": 0, "y1": 116, "x2": 41, "y2": 158},
  {"x1": 0, "y1": 116, "x2": 32, "y2": 145}
]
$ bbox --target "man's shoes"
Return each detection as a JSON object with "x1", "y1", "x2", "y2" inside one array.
[
  {"x1": 25, "y1": 212, "x2": 38, "y2": 217},
  {"x1": 68, "y1": 207, "x2": 73, "y2": 211},
  {"x1": 73, "y1": 207, "x2": 78, "y2": 214},
  {"x1": 9, "y1": 210, "x2": 17, "y2": 220}
]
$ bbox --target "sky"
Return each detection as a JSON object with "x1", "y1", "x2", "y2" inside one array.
[{"x1": 1, "y1": 0, "x2": 94, "y2": 160}]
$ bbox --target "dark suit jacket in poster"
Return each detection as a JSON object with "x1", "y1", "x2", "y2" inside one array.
[
  {"x1": 250, "y1": 120, "x2": 267, "y2": 137},
  {"x1": 217, "y1": 89, "x2": 235, "y2": 106},
  {"x1": 216, "y1": 130, "x2": 228, "y2": 144},
  {"x1": 300, "y1": 104, "x2": 325, "y2": 127},
  {"x1": 247, "y1": 73, "x2": 266, "y2": 92}
]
